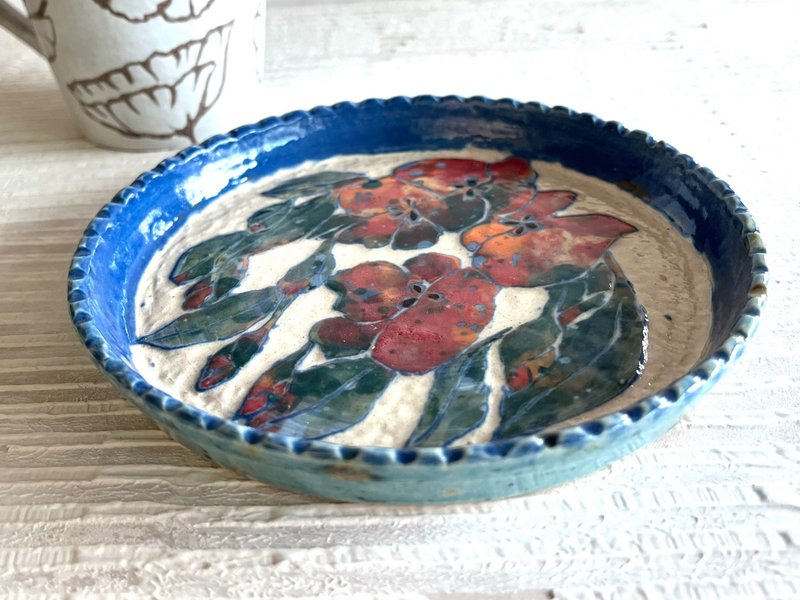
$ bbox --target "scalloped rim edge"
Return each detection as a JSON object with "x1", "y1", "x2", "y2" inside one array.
[{"x1": 67, "y1": 95, "x2": 768, "y2": 468}]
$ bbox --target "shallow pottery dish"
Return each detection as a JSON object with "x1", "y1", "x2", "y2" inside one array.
[{"x1": 68, "y1": 96, "x2": 766, "y2": 503}]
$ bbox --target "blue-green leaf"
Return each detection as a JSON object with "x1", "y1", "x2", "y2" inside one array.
[
  {"x1": 171, "y1": 195, "x2": 339, "y2": 308},
  {"x1": 139, "y1": 286, "x2": 281, "y2": 349},
  {"x1": 231, "y1": 343, "x2": 315, "y2": 428},
  {"x1": 247, "y1": 194, "x2": 335, "y2": 238},
  {"x1": 262, "y1": 171, "x2": 364, "y2": 199},
  {"x1": 170, "y1": 231, "x2": 252, "y2": 284},
  {"x1": 493, "y1": 256, "x2": 647, "y2": 439},
  {"x1": 278, "y1": 238, "x2": 337, "y2": 292},
  {"x1": 193, "y1": 239, "x2": 338, "y2": 389},
  {"x1": 266, "y1": 357, "x2": 395, "y2": 439},
  {"x1": 181, "y1": 257, "x2": 249, "y2": 310},
  {"x1": 407, "y1": 330, "x2": 507, "y2": 447}
]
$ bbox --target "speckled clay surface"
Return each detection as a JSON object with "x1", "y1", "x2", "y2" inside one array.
[
  {"x1": 129, "y1": 151, "x2": 712, "y2": 447},
  {"x1": 67, "y1": 96, "x2": 766, "y2": 503}
]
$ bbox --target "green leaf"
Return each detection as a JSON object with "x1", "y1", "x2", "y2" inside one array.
[
  {"x1": 245, "y1": 198, "x2": 293, "y2": 228},
  {"x1": 278, "y1": 238, "x2": 337, "y2": 291},
  {"x1": 269, "y1": 358, "x2": 395, "y2": 439},
  {"x1": 182, "y1": 257, "x2": 249, "y2": 310},
  {"x1": 193, "y1": 240, "x2": 338, "y2": 388},
  {"x1": 309, "y1": 213, "x2": 364, "y2": 239},
  {"x1": 435, "y1": 191, "x2": 487, "y2": 231},
  {"x1": 247, "y1": 194, "x2": 336, "y2": 239},
  {"x1": 171, "y1": 196, "x2": 339, "y2": 306},
  {"x1": 499, "y1": 278, "x2": 592, "y2": 372},
  {"x1": 232, "y1": 343, "x2": 315, "y2": 427},
  {"x1": 194, "y1": 300, "x2": 290, "y2": 391},
  {"x1": 196, "y1": 325, "x2": 270, "y2": 391},
  {"x1": 493, "y1": 257, "x2": 647, "y2": 439},
  {"x1": 498, "y1": 262, "x2": 611, "y2": 369},
  {"x1": 262, "y1": 171, "x2": 364, "y2": 199},
  {"x1": 407, "y1": 331, "x2": 507, "y2": 447},
  {"x1": 170, "y1": 231, "x2": 252, "y2": 284},
  {"x1": 139, "y1": 286, "x2": 282, "y2": 349}
]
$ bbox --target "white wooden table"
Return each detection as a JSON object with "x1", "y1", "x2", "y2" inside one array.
[{"x1": 1, "y1": 0, "x2": 798, "y2": 597}]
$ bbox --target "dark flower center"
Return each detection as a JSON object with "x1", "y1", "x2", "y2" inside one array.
[
  {"x1": 499, "y1": 213, "x2": 542, "y2": 236},
  {"x1": 397, "y1": 279, "x2": 434, "y2": 311},
  {"x1": 387, "y1": 197, "x2": 423, "y2": 221},
  {"x1": 453, "y1": 177, "x2": 480, "y2": 190}
]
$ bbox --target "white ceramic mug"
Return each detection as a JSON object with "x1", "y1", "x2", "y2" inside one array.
[{"x1": 0, "y1": 0, "x2": 267, "y2": 150}]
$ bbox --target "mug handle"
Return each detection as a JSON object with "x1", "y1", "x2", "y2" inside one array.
[{"x1": 0, "y1": 0, "x2": 44, "y2": 56}]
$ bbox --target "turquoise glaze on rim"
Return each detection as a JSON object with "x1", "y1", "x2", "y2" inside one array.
[{"x1": 67, "y1": 96, "x2": 767, "y2": 503}]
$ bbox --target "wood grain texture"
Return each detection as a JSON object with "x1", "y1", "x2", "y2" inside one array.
[{"x1": 1, "y1": 0, "x2": 798, "y2": 597}]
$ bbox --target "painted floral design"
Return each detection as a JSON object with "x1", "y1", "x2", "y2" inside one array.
[
  {"x1": 462, "y1": 187, "x2": 637, "y2": 287},
  {"x1": 140, "y1": 156, "x2": 647, "y2": 444},
  {"x1": 333, "y1": 157, "x2": 536, "y2": 250},
  {"x1": 66, "y1": 22, "x2": 232, "y2": 143},
  {"x1": 141, "y1": 239, "x2": 337, "y2": 391},
  {"x1": 312, "y1": 253, "x2": 499, "y2": 373},
  {"x1": 91, "y1": 0, "x2": 218, "y2": 23},
  {"x1": 233, "y1": 348, "x2": 395, "y2": 439},
  {"x1": 253, "y1": 0, "x2": 266, "y2": 82},
  {"x1": 494, "y1": 255, "x2": 646, "y2": 439}
]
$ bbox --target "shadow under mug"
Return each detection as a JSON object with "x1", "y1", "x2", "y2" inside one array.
[{"x1": 0, "y1": 0, "x2": 267, "y2": 151}]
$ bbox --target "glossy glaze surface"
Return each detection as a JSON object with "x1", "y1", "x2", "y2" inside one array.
[
  {"x1": 68, "y1": 96, "x2": 766, "y2": 503},
  {"x1": 130, "y1": 151, "x2": 713, "y2": 447}
]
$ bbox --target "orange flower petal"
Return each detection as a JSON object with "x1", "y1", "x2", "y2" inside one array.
[
  {"x1": 472, "y1": 213, "x2": 636, "y2": 287},
  {"x1": 461, "y1": 222, "x2": 508, "y2": 250},
  {"x1": 526, "y1": 190, "x2": 577, "y2": 219},
  {"x1": 336, "y1": 212, "x2": 397, "y2": 248},
  {"x1": 473, "y1": 228, "x2": 568, "y2": 286},
  {"x1": 310, "y1": 317, "x2": 385, "y2": 357},
  {"x1": 496, "y1": 190, "x2": 576, "y2": 220},
  {"x1": 541, "y1": 213, "x2": 637, "y2": 237},
  {"x1": 486, "y1": 185, "x2": 535, "y2": 214},
  {"x1": 337, "y1": 176, "x2": 437, "y2": 217}
]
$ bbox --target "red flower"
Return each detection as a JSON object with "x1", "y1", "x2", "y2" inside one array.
[
  {"x1": 311, "y1": 253, "x2": 499, "y2": 373},
  {"x1": 393, "y1": 158, "x2": 490, "y2": 193},
  {"x1": 461, "y1": 187, "x2": 637, "y2": 287},
  {"x1": 333, "y1": 157, "x2": 536, "y2": 250}
]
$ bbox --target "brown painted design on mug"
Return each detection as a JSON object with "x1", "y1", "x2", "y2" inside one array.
[
  {"x1": 91, "y1": 0, "x2": 219, "y2": 24},
  {"x1": 25, "y1": 0, "x2": 56, "y2": 61},
  {"x1": 65, "y1": 21, "x2": 232, "y2": 144},
  {"x1": 253, "y1": 0, "x2": 265, "y2": 83}
]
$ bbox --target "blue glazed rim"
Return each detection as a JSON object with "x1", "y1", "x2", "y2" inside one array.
[{"x1": 67, "y1": 96, "x2": 767, "y2": 490}]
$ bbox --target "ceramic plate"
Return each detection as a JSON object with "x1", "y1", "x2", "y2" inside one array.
[{"x1": 68, "y1": 97, "x2": 766, "y2": 503}]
